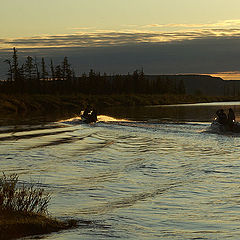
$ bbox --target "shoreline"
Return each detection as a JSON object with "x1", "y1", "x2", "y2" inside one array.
[
  {"x1": 0, "y1": 210, "x2": 77, "y2": 240},
  {"x1": 0, "y1": 93, "x2": 239, "y2": 126},
  {"x1": 0, "y1": 94, "x2": 239, "y2": 113}
]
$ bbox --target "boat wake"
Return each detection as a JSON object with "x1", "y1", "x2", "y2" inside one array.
[
  {"x1": 58, "y1": 115, "x2": 131, "y2": 125},
  {"x1": 57, "y1": 114, "x2": 240, "y2": 138}
]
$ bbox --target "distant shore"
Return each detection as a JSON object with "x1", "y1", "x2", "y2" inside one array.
[{"x1": 0, "y1": 93, "x2": 239, "y2": 118}]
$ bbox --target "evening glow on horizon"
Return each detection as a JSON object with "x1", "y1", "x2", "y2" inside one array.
[{"x1": 1, "y1": 0, "x2": 240, "y2": 79}]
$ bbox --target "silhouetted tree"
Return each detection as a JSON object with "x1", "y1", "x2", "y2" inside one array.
[
  {"x1": 62, "y1": 57, "x2": 72, "y2": 81},
  {"x1": 24, "y1": 56, "x2": 35, "y2": 81},
  {"x1": 3, "y1": 59, "x2": 13, "y2": 82},
  {"x1": 3, "y1": 48, "x2": 189, "y2": 96},
  {"x1": 55, "y1": 65, "x2": 62, "y2": 80},
  {"x1": 12, "y1": 47, "x2": 21, "y2": 83},
  {"x1": 34, "y1": 57, "x2": 40, "y2": 81},
  {"x1": 41, "y1": 57, "x2": 48, "y2": 80},
  {"x1": 50, "y1": 59, "x2": 55, "y2": 80},
  {"x1": 138, "y1": 68, "x2": 147, "y2": 93},
  {"x1": 66, "y1": 66, "x2": 73, "y2": 82}
]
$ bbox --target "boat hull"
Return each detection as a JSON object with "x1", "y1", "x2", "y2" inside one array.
[{"x1": 210, "y1": 120, "x2": 240, "y2": 133}]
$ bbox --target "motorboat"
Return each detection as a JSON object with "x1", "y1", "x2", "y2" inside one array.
[
  {"x1": 210, "y1": 119, "x2": 240, "y2": 133},
  {"x1": 80, "y1": 114, "x2": 97, "y2": 124}
]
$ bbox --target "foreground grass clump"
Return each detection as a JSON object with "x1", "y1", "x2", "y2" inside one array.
[
  {"x1": 0, "y1": 173, "x2": 77, "y2": 240},
  {"x1": 0, "y1": 173, "x2": 50, "y2": 214}
]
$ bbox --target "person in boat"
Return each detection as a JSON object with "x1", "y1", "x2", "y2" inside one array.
[
  {"x1": 216, "y1": 109, "x2": 228, "y2": 125},
  {"x1": 216, "y1": 109, "x2": 221, "y2": 120},
  {"x1": 82, "y1": 104, "x2": 91, "y2": 118},
  {"x1": 227, "y1": 108, "x2": 235, "y2": 129},
  {"x1": 82, "y1": 105, "x2": 97, "y2": 123},
  {"x1": 89, "y1": 108, "x2": 97, "y2": 123}
]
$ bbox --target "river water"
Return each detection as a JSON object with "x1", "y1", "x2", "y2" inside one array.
[{"x1": 1, "y1": 102, "x2": 240, "y2": 239}]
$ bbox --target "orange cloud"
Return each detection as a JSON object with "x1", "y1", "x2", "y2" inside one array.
[{"x1": 211, "y1": 71, "x2": 240, "y2": 80}]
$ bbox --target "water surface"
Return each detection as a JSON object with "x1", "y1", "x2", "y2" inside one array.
[{"x1": 1, "y1": 102, "x2": 240, "y2": 239}]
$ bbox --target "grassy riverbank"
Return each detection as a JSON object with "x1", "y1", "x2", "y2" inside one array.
[
  {"x1": 0, "y1": 173, "x2": 77, "y2": 239},
  {"x1": 0, "y1": 210, "x2": 76, "y2": 240},
  {"x1": 0, "y1": 94, "x2": 239, "y2": 115}
]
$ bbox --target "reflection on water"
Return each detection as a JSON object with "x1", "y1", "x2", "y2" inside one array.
[
  {"x1": 102, "y1": 101, "x2": 240, "y2": 123},
  {"x1": 1, "y1": 102, "x2": 240, "y2": 239}
]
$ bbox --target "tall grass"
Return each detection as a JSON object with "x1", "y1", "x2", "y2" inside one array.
[{"x1": 0, "y1": 173, "x2": 50, "y2": 214}]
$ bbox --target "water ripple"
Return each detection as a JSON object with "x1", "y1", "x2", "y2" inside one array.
[{"x1": 2, "y1": 115, "x2": 240, "y2": 239}]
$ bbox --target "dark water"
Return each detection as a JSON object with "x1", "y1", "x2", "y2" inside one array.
[{"x1": 1, "y1": 102, "x2": 240, "y2": 239}]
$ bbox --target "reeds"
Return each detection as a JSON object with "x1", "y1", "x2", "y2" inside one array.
[{"x1": 0, "y1": 173, "x2": 50, "y2": 214}]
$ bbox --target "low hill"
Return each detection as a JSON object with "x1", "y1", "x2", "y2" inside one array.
[{"x1": 145, "y1": 74, "x2": 228, "y2": 96}]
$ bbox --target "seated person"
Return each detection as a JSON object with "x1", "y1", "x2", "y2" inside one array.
[
  {"x1": 228, "y1": 108, "x2": 235, "y2": 129},
  {"x1": 89, "y1": 108, "x2": 97, "y2": 122},
  {"x1": 82, "y1": 105, "x2": 91, "y2": 118},
  {"x1": 216, "y1": 109, "x2": 227, "y2": 125}
]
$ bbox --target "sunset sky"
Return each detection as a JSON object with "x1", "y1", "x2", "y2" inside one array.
[{"x1": 1, "y1": 0, "x2": 240, "y2": 79}]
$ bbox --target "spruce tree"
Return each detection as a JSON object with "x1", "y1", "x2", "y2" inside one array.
[
  {"x1": 12, "y1": 47, "x2": 20, "y2": 82},
  {"x1": 24, "y1": 56, "x2": 35, "y2": 81},
  {"x1": 62, "y1": 57, "x2": 72, "y2": 81},
  {"x1": 55, "y1": 65, "x2": 62, "y2": 80},
  {"x1": 34, "y1": 57, "x2": 40, "y2": 81},
  {"x1": 41, "y1": 57, "x2": 48, "y2": 80},
  {"x1": 3, "y1": 59, "x2": 13, "y2": 82},
  {"x1": 50, "y1": 59, "x2": 55, "y2": 80}
]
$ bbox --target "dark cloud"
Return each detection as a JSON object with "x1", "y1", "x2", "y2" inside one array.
[
  {"x1": 1, "y1": 36, "x2": 240, "y2": 79},
  {"x1": 2, "y1": 32, "x2": 161, "y2": 48}
]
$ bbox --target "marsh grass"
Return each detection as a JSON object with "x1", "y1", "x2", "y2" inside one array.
[
  {"x1": 0, "y1": 173, "x2": 77, "y2": 240},
  {"x1": 0, "y1": 173, "x2": 50, "y2": 214}
]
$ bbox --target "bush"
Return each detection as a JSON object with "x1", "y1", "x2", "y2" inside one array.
[{"x1": 0, "y1": 173, "x2": 50, "y2": 214}]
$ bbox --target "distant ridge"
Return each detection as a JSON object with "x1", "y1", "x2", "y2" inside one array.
[{"x1": 145, "y1": 74, "x2": 240, "y2": 96}]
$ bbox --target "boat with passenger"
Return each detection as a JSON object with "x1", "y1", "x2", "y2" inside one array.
[
  {"x1": 210, "y1": 108, "x2": 240, "y2": 133},
  {"x1": 81, "y1": 106, "x2": 98, "y2": 124},
  {"x1": 210, "y1": 119, "x2": 240, "y2": 133}
]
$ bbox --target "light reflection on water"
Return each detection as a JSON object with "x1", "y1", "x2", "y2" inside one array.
[
  {"x1": 102, "y1": 101, "x2": 240, "y2": 123},
  {"x1": 1, "y1": 102, "x2": 240, "y2": 239}
]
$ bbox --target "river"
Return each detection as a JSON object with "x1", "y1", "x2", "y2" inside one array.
[{"x1": 1, "y1": 102, "x2": 240, "y2": 239}]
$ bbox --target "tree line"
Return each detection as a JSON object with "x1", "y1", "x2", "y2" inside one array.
[{"x1": 1, "y1": 47, "x2": 186, "y2": 95}]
